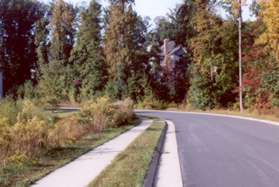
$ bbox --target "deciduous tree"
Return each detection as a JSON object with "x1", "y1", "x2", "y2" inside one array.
[
  {"x1": 258, "y1": 0, "x2": 279, "y2": 61},
  {"x1": 0, "y1": 0, "x2": 45, "y2": 95},
  {"x1": 49, "y1": 0, "x2": 76, "y2": 63},
  {"x1": 104, "y1": 1, "x2": 147, "y2": 100}
]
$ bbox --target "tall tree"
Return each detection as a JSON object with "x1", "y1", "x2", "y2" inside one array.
[
  {"x1": 0, "y1": 0, "x2": 45, "y2": 95},
  {"x1": 70, "y1": 0, "x2": 107, "y2": 99},
  {"x1": 38, "y1": 0, "x2": 76, "y2": 104},
  {"x1": 258, "y1": 0, "x2": 279, "y2": 62},
  {"x1": 187, "y1": 0, "x2": 239, "y2": 109},
  {"x1": 49, "y1": 0, "x2": 76, "y2": 63},
  {"x1": 104, "y1": 2, "x2": 147, "y2": 100}
]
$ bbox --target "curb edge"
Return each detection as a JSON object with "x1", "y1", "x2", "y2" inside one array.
[{"x1": 143, "y1": 121, "x2": 168, "y2": 187}]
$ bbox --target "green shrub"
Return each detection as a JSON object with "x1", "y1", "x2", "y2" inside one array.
[
  {"x1": 16, "y1": 100, "x2": 53, "y2": 124},
  {"x1": 0, "y1": 116, "x2": 49, "y2": 168},
  {"x1": 17, "y1": 81, "x2": 38, "y2": 100},
  {"x1": 0, "y1": 152, "x2": 29, "y2": 186},
  {"x1": 6, "y1": 153, "x2": 29, "y2": 168},
  {"x1": 0, "y1": 100, "x2": 52, "y2": 166},
  {"x1": 38, "y1": 62, "x2": 74, "y2": 106},
  {"x1": 187, "y1": 68, "x2": 215, "y2": 110},
  {"x1": 105, "y1": 80, "x2": 119, "y2": 100},
  {"x1": 0, "y1": 117, "x2": 10, "y2": 162},
  {"x1": 0, "y1": 98, "x2": 22, "y2": 125},
  {"x1": 10, "y1": 117, "x2": 48, "y2": 157},
  {"x1": 48, "y1": 97, "x2": 134, "y2": 148},
  {"x1": 0, "y1": 96, "x2": 134, "y2": 171},
  {"x1": 111, "y1": 98, "x2": 134, "y2": 127},
  {"x1": 261, "y1": 69, "x2": 279, "y2": 108},
  {"x1": 81, "y1": 96, "x2": 112, "y2": 132},
  {"x1": 81, "y1": 96, "x2": 134, "y2": 130}
]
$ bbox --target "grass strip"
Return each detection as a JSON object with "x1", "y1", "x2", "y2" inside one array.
[
  {"x1": 89, "y1": 120, "x2": 165, "y2": 187},
  {"x1": 0, "y1": 119, "x2": 140, "y2": 187}
]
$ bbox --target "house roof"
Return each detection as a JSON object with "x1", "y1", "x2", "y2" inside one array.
[
  {"x1": 170, "y1": 46, "x2": 187, "y2": 56},
  {"x1": 159, "y1": 45, "x2": 187, "y2": 58},
  {"x1": 159, "y1": 39, "x2": 187, "y2": 58}
]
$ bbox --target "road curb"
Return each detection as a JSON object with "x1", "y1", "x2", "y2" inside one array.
[
  {"x1": 144, "y1": 121, "x2": 168, "y2": 187},
  {"x1": 156, "y1": 120, "x2": 183, "y2": 187}
]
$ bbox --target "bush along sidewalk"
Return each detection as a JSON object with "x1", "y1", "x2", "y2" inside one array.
[
  {"x1": 0, "y1": 97, "x2": 136, "y2": 187},
  {"x1": 89, "y1": 120, "x2": 167, "y2": 187}
]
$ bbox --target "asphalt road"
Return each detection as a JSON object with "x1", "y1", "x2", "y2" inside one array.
[{"x1": 136, "y1": 111, "x2": 279, "y2": 187}]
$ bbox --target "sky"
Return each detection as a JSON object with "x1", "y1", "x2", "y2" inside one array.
[
  {"x1": 61, "y1": 0, "x2": 183, "y2": 21},
  {"x1": 43, "y1": 0, "x2": 254, "y2": 22},
  {"x1": 134, "y1": 0, "x2": 182, "y2": 20}
]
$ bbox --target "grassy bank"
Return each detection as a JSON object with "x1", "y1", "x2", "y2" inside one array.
[{"x1": 90, "y1": 120, "x2": 165, "y2": 187}]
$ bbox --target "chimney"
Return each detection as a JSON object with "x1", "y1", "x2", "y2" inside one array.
[
  {"x1": 163, "y1": 39, "x2": 170, "y2": 68},
  {"x1": 164, "y1": 39, "x2": 169, "y2": 56}
]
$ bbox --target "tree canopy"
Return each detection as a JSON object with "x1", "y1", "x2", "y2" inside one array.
[{"x1": 0, "y1": 0, "x2": 278, "y2": 112}]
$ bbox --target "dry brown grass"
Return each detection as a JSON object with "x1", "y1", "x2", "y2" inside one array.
[
  {"x1": 0, "y1": 97, "x2": 135, "y2": 173},
  {"x1": 0, "y1": 97, "x2": 136, "y2": 186}
]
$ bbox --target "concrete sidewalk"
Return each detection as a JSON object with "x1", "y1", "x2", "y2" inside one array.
[{"x1": 32, "y1": 120, "x2": 152, "y2": 187}]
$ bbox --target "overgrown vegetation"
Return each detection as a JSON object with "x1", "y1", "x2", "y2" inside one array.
[
  {"x1": 0, "y1": 97, "x2": 135, "y2": 186},
  {"x1": 0, "y1": 0, "x2": 278, "y2": 184},
  {"x1": 90, "y1": 120, "x2": 165, "y2": 187}
]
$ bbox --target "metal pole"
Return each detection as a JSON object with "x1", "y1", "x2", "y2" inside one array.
[{"x1": 238, "y1": 0, "x2": 244, "y2": 112}]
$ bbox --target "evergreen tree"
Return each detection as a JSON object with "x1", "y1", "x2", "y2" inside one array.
[
  {"x1": 187, "y1": 65, "x2": 215, "y2": 110},
  {"x1": 70, "y1": 0, "x2": 107, "y2": 99},
  {"x1": 38, "y1": 0, "x2": 76, "y2": 104}
]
